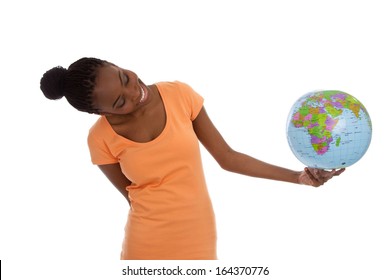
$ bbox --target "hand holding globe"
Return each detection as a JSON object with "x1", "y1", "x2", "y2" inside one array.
[{"x1": 298, "y1": 167, "x2": 345, "y2": 187}]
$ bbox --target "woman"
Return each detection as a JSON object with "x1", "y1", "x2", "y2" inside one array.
[{"x1": 40, "y1": 57, "x2": 344, "y2": 260}]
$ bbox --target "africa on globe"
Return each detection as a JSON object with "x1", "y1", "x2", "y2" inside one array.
[{"x1": 286, "y1": 90, "x2": 372, "y2": 169}]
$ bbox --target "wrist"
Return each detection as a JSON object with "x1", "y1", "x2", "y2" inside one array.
[{"x1": 295, "y1": 170, "x2": 304, "y2": 185}]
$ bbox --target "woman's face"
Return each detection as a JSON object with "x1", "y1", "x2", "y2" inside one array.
[{"x1": 92, "y1": 64, "x2": 151, "y2": 115}]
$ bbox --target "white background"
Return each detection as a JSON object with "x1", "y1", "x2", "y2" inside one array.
[{"x1": 1, "y1": 0, "x2": 389, "y2": 279}]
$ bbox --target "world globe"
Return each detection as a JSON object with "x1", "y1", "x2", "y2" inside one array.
[{"x1": 286, "y1": 90, "x2": 372, "y2": 169}]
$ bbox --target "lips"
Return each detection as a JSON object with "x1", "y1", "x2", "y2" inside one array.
[
  {"x1": 140, "y1": 86, "x2": 145, "y2": 102},
  {"x1": 139, "y1": 83, "x2": 148, "y2": 104}
]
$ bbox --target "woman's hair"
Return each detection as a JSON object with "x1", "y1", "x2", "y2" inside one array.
[{"x1": 40, "y1": 57, "x2": 108, "y2": 114}]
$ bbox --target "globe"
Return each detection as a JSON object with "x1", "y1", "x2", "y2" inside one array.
[{"x1": 286, "y1": 90, "x2": 372, "y2": 169}]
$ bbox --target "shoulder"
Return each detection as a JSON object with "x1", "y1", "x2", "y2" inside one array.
[
  {"x1": 156, "y1": 81, "x2": 204, "y2": 121},
  {"x1": 87, "y1": 116, "x2": 118, "y2": 164},
  {"x1": 155, "y1": 81, "x2": 195, "y2": 94},
  {"x1": 88, "y1": 116, "x2": 106, "y2": 135},
  {"x1": 87, "y1": 116, "x2": 109, "y2": 144},
  {"x1": 156, "y1": 81, "x2": 202, "y2": 102}
]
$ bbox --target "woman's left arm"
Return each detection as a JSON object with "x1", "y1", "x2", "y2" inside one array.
[{"x1": 192, "y1": 106, "x2": 344, "y2": 187}]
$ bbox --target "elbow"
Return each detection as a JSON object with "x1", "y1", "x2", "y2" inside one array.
[
  {"x1": 218, "y1": 158, "x2": 233, "y2": 172},
  {"x1": 216, "y1": 149, "x2": 236, "y2": 172}
]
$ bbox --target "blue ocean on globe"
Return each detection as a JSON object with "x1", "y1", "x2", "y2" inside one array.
[{"x1": 286, "y1": 90, "x2": 372, "y2": 169}]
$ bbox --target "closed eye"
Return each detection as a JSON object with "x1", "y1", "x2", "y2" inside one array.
[
  {"x1": 117, "y1": 97, "x2": 125, "y2": 108},
  {"x1": 113, "y1": 94, "x2": 126, "y2": 109},
  {"x1": 124, "y1": 74, "x2": 129, "y2": 85}
]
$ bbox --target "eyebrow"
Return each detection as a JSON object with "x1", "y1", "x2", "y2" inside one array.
[{"x1": 112, "y1": 70, "x2": 123, "y2": 108}]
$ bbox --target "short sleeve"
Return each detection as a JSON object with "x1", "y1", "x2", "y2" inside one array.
[
  {"x1": 176, "y1": 81, "x2": 204, "y2": 121},
  {"x1": 87, "y1": 120, "x2": 118, "y2": 165}
]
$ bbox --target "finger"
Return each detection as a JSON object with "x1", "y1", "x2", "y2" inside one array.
[
  {"x1": 311, "y1": 168, "x2": 327, "y2": 182},
  {"x1": 321, "y1": 169, "x2": 336, "y2": 181},
  {"x1": 325, "y1": 168, "x2": 345, "y2": 178},
  {"x1": 334, "y1": 168, "x2": 346, "y2": 175},
  {"x1": 305, "y1": 168, "x2": 322, "y2": 186},
  {"x1": 320, "y1": 168, "x2": 345, "y2": 182}
]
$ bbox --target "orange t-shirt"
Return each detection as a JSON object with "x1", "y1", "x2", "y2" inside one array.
[{"x1": 88, "y1": 81, "x2": 217, "y2": 260}]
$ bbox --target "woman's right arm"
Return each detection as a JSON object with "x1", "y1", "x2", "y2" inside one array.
[{"x1": 98, "y1": 163, "x2": 132, "y2": 205}]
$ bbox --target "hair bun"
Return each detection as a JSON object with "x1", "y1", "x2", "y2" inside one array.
[{"x1": 40, "y1": 66, "x2": 68, "y2": 100}]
